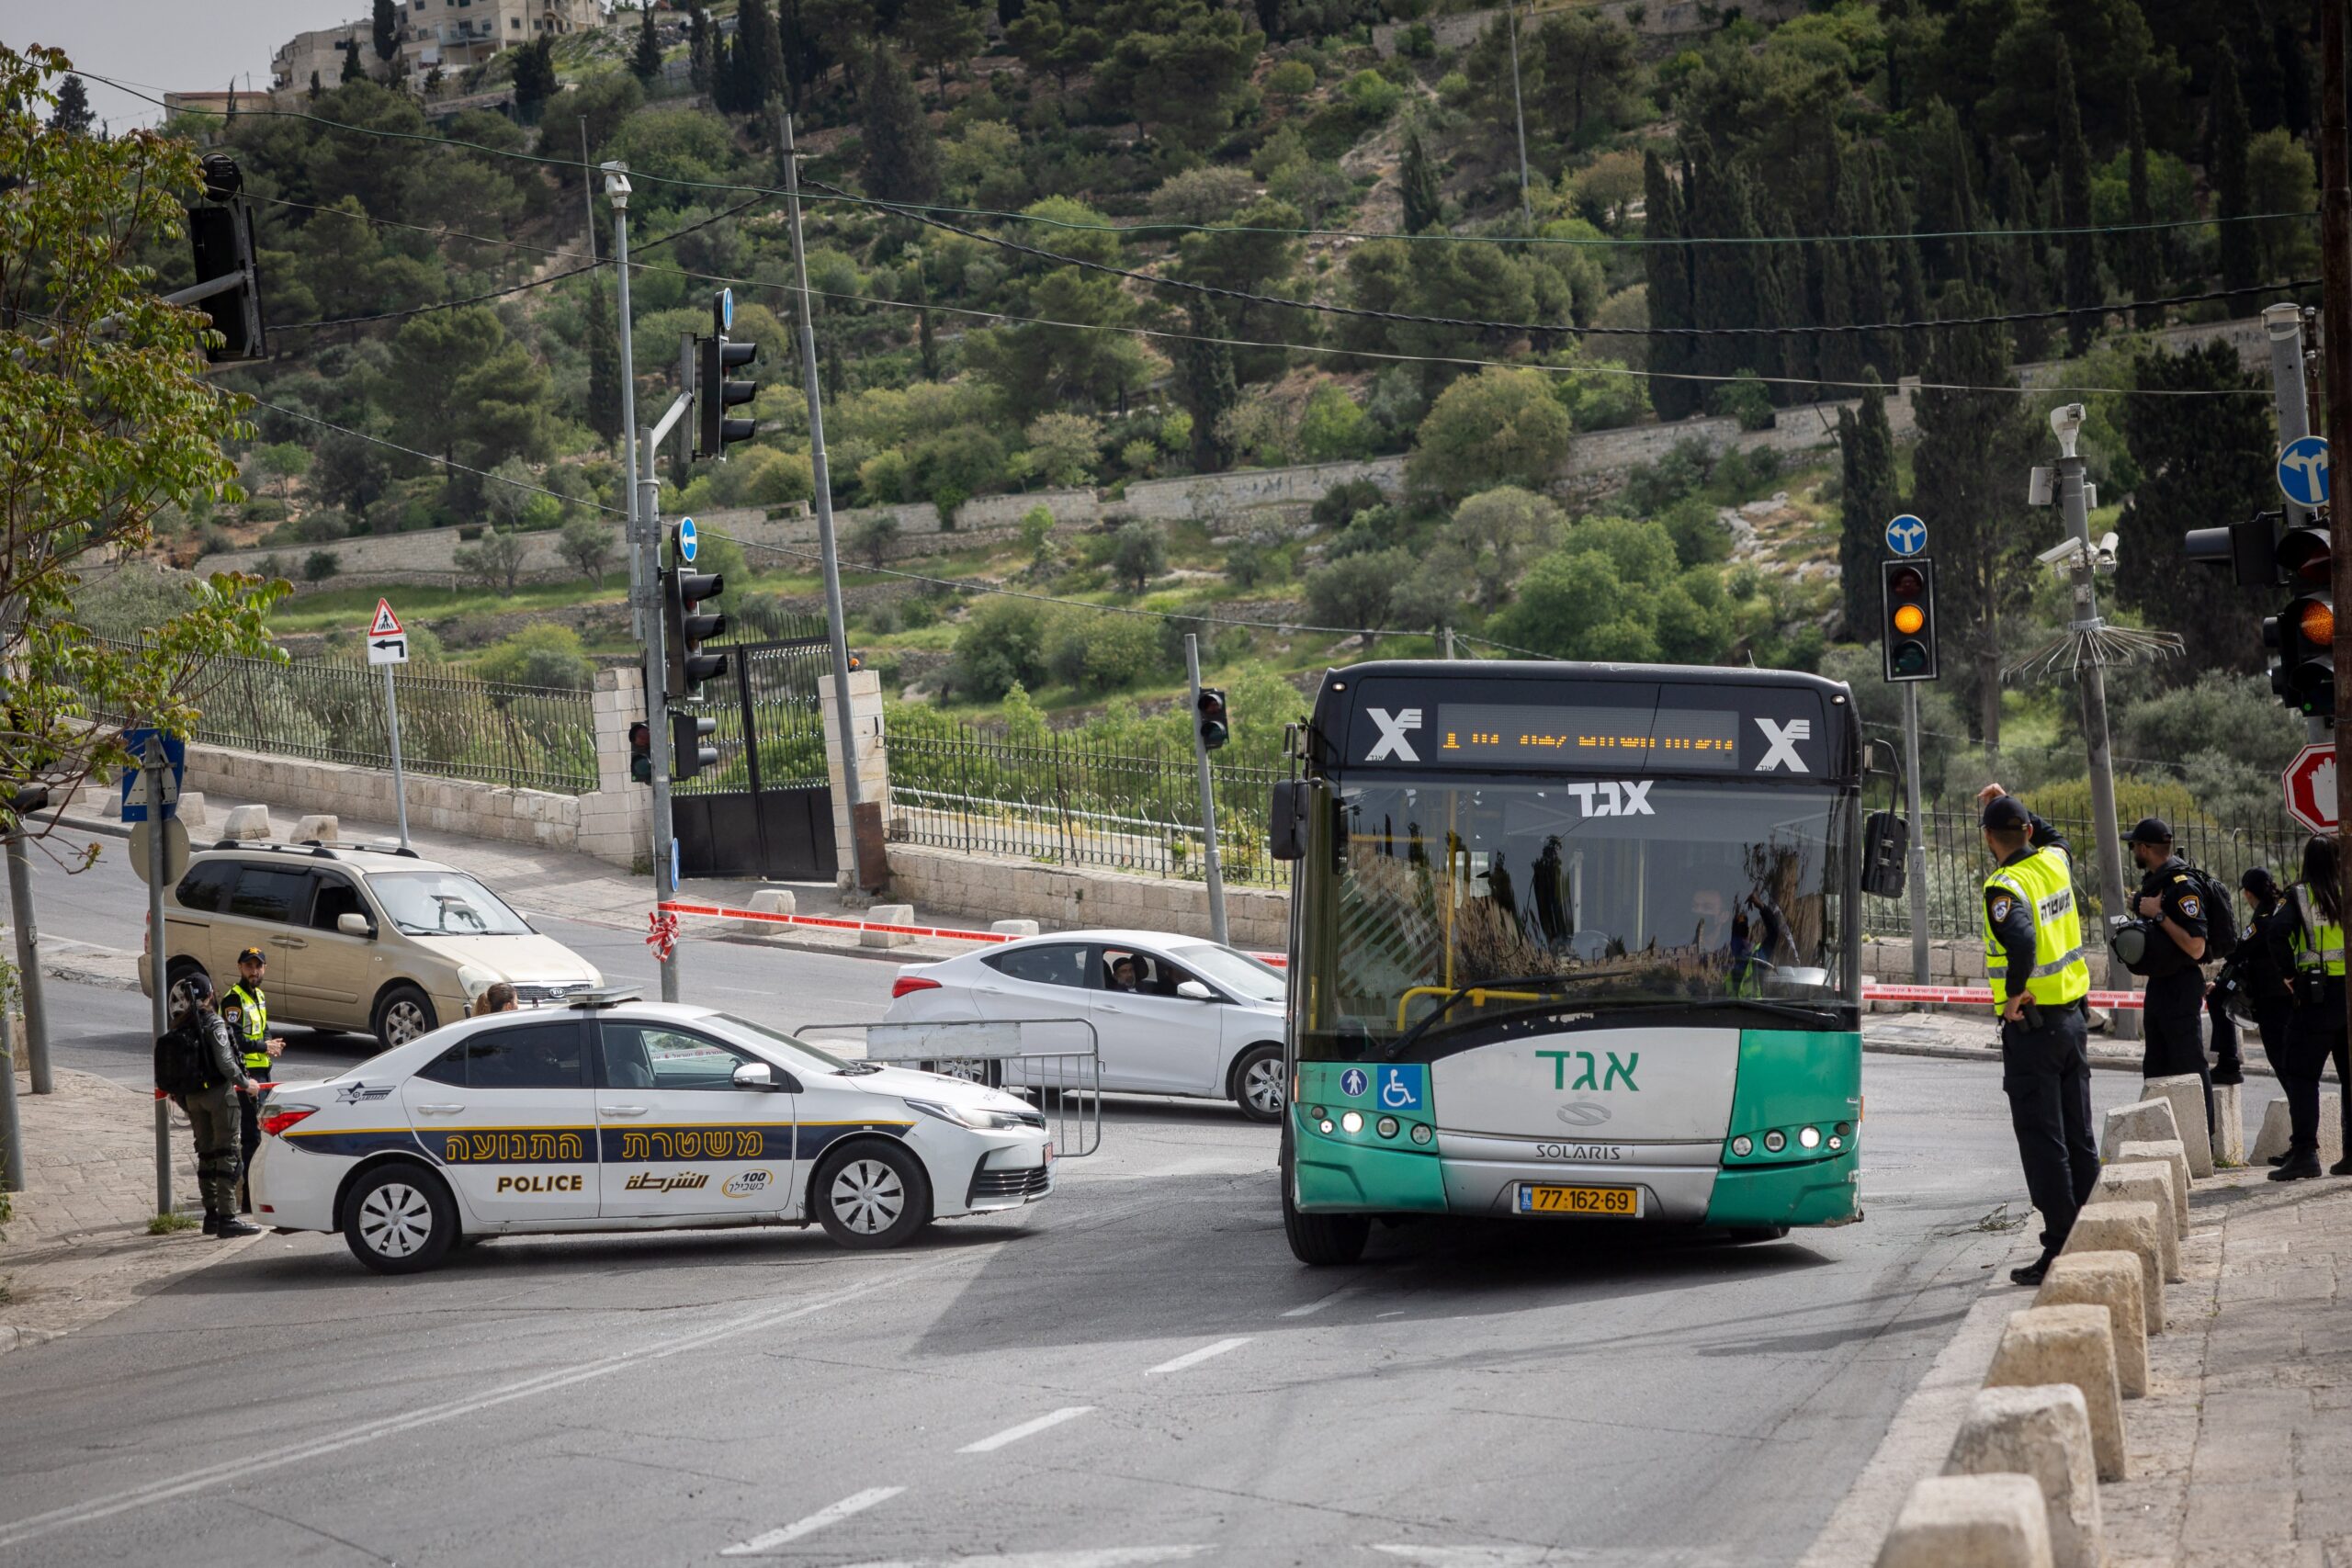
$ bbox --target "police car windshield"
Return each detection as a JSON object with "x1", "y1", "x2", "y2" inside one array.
[
  {"x1": 717, "y1": 1014, "x2": 862, "y2": 1074},
  {"x1": 1297, "y1": 780, "x2": 1849, "y2": 1060},
  {"x1": 368, "y1": 871, "x2": 533, "y2": 936}
]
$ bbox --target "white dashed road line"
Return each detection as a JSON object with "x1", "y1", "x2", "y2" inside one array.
[
  {"x1": 720, "y1": 1486, "x2": 907, "y2": 1557},
  {"x1": 1280, "y1": 1284, "x2": 1361, "y2": 1318},
  {"x1": 958, "y1": 1407, "x2": 1096, "y2": 1454},
  {"x1": 1143, "y1": 1337, "x2": 1253, "y2": 1376},
  {"x1": 832, "y1": 1551, "x2": 1210, "y2": 1568}
]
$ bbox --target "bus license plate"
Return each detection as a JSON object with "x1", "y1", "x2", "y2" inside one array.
[{"x1": 1519, "y1": 1184, "x2": 1640, "y2": 1218}]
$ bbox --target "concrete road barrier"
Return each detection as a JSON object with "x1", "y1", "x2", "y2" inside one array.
[
  {"x1": 1944, "y1": 1385, "x2": 2103, "y2": 1568},
  {"x1": 175, "y1": 791, "x2": 208, "y2": 829},
  {"x1": 2211, "y1": 1080, "x2": 2245, "y2": 1165},
  {"x1": 2061, "y1": 1201, "x2": 2166, "y2": 1334},
  {"x1": 2251, "y1": 1093, "x2": 2344, "y2": 1166},
  {"x1": 989, "y1": 919, "x2": 1040, "y2": 939},
  {"x1": 2111, "y1": 1138, "x2": 2190, "y2": 1238},
  {"x1": 2099, "y1": 1099, "x2": 2182, "y2": 1164},
  {"x1": 2034, "y1": 1251, "x2": 2149, "y2": 1398},
  {"x1": 292, "y1": 813, "x2": 338, "y2": 842},
  {"x1": 2093, "y1": 1166, "x2": 2180, "y2": 1282},
  {"x1": 1984, "y1": 1304, "x2": 2127, "y2": 1483},
  {"x1": 738, "y1": 888, "x2": 796, "y2": 937},
  {"x1": 2140, "y1": 1073, "x2": 2214, "y2": 1178},
  {"x1": 1873, "y1": 1473, "x2": 2054, "y2": 1568},
  {"x1": 861, "y1": 905, "x2": 915, "y2": 948},
  {"x1": 220, "y1": 805, "x2": 270, "y2": 840}
]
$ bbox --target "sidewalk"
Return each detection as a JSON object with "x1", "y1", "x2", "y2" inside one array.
[
  {"x1": 1864, "y1": 1007, "x2": 2285, "y2": 1079},
  {"x1": 0, "y1": 1059, "x2": 257, "y2": 1355}
]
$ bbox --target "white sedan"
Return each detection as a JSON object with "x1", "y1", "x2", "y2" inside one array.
[
  {"x1": 885, "y1": 929, "x2": 1290, "y2": 1122},
  {"x1": 251, "y1": 992, "x2": 1053, "y2": 1273}
]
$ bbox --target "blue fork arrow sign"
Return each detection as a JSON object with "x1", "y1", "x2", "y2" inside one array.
[{"x1": 1883, "y1": 513, "x2": 1928, "y2": 557}]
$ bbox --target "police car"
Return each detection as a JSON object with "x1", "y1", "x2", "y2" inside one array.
[{"x1": 250, "y1": 991, "x2": 1054, "y2": 1273}]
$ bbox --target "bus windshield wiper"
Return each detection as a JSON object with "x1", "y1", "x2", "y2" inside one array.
[{"x1": 1382, "y1": 975, "x2": 1600, "y2": 1061}]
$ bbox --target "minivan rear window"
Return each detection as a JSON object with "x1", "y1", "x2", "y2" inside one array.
[{"x1": 174, "y1": 862, "x2": 237, "y2": 912}]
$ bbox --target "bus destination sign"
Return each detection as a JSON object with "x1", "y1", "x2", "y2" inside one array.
[{"x1": 1432, "y1": 704, "x2": 1741, "y2": 770}]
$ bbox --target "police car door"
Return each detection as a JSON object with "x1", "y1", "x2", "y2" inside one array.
[
  {"x1": 402, "y1": 1019, "x2": 597, "y2": 1224},
  {"x1": 593, "y1": 1020, "x2": 797, "y2": 1218}
]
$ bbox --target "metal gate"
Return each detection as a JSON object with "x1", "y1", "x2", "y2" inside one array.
[
  {"x1": 673, "y1": 637, "x2": 838, "y2": 882},
  {"x1": 797, "y1": 1019, "x2": 1104, "y2": 1158}
]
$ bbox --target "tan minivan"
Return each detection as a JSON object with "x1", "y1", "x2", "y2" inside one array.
[{"x1": 140, "y1": 843, "x2": 603, "y2": 1051}]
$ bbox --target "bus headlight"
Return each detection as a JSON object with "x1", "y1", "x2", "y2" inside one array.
[
  {"x1": 1409, "y1": 1122, "x2": 1433, "y2": 1145},
  {"x1": 1376, "y1": 1116, "x2": 1398, "y2": 1139},
  {"x1": 1827, "y1": 1135, "x2": 1843, "y2": 1151},
  {"x1": 1731, "y1": 1135, "x2": 1753, "y2": 1156},
  {"x1": 1798, "y1": 1125, "x2": 1822, "y2": 1149},
  {"x1": 1340, "y1": 1111, "x2": 1363, "y2": 1134},
  {"x1": 1318, "y1": 1119, "x2": 1335, "y2": 1134},
  {"x1": 1763, "y1": 1130, "x2": 1787, "y2": 1153}
]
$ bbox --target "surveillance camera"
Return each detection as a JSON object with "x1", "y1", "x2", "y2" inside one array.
[
  {"x1": 2037, "y1": 536, "x2": 2086, "y2": 569},
  {"x1": 600, "y1": 160, "x2": 631, "y2": 207},
  {"x1": 2049, "y1": 401, "x2": 2086, "y2": 457},
  {"x1": 2094, "y1": 531, "x2": 2120, "y2": 570}
]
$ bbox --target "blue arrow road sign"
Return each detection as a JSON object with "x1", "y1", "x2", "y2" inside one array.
[
  {"x1": 677, "y1": 515, "x2": 698, "y2": 564},
  {"x1": 2278, "y1": 435, "x2": 2330, "y2": 508},
  {"x1": 118, "y1": 728, "x2": 187, "y2": 823},
  {"x1": 1883, "y1": 513, "x2": 1928, "y2": 557}
]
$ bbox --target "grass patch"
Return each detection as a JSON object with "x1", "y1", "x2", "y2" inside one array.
[{"x1": 147, "y1": 1211, "x2": 199, "y2": 1235}]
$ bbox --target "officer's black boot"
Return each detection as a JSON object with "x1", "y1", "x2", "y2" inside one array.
[
  {"x1": 199, "y1": 1211, "x2": 223, "y2": 1235},
  {"x1": 2269, "y1": 1152, "x2": 2290, "y2": 1167},
  {"x1": 2330, "y1": 1156, "x2": 2352, "y2": 1176},
  {"x1": 2008, "y1": 1255, "x2": 2052, "y2": 1287},
  {"x1": 2212, "y1": 1059, "x2": 2245, "y2": 1087},
  {"x1": 2270, "y1": 1150, "x2": 2324, "y2": 1181},
  {"x1": 214, "y1": 1216, "x2": 262, "y2": 1238}
]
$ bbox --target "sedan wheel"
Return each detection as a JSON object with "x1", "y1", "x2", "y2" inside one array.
[
  {"x1": 1233, "y1": 1044, "x2": 1286, "y2": 1124},
  {"x1": 344, "y1": 1163, "x2": 456, "y2": 1274},
  {"x1": 813, "y1": 1144, "x2": 932, "y2": 1249}
]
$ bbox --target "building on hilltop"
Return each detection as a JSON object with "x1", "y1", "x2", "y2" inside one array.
[
  {"x1": 269, "y1": 23, "x2": 368, "y2": 100},
  {"x1": 270, "y1": 2, "x2": 609, "y2": 102}
]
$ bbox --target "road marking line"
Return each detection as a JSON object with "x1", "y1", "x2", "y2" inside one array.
[
  {"x1": 721, "y1": 1486, "x2": 905, "y2": 1556},
  {"x1": 1280, "y1": 1284, "x2": 1360, "y2": 1317},
  {"x1": 958, "y1": 1406, "x2": 1096, "y2": 1454},
  {"x1": 1143, "y1": 1336, "x2": 1252, "y2": 1375},
  {"x1": 834, "y1": 1550, "x2": 1210, "y2": 1568}
]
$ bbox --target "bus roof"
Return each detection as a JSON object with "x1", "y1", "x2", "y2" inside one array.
[{"x1": 1307, "y1": 659, "x2": 1860, "y2": 782}]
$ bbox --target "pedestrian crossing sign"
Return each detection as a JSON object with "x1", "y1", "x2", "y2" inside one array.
[{"x1": 369, "y1": 599, "x2": 402, "y2": 637}]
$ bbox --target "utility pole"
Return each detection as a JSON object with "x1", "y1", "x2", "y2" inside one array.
[
  {"x1": 607, "y1": 162, "x2": 644, "y2": 635},
  {"x1": 780, "y1": 111, "x2": 870, "y2": 892},
  {"x1": 1903, "y1": 682, "x2": 1929, "y2": 986},
  {"x1": 2050, "y1": 408, "x2": 2140, "y2": 1041},
  {"x1": 0, "y1": 1003, "x2": 21, "y2": 1193},
  {"x1": 143, "y1": 738, "x2": 172, "y2": 1214},
  {"x1": 1505, "y1": 2, "x2": 1533, "y2": 227},
  {"x1": 2319, "y1": 0, "x2": 2352, "y2": 1051},
  {"x1": 4, "y1": 827, "x2": 50, "y2": 1093},
  {"x1": 1184, "y1": 634, "x2": 1228, "y2": 945}
]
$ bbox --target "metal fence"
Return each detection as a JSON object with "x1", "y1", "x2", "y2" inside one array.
[
  {"x1": 188, "y1": 650, "x2": 597, "y2": 795},
  {"x1": 884, "y1": 730, "x2": 1287, "y2": 887},
  {"x1": 1863, "y1": 807, "x2": 2312, "y2": 942}
]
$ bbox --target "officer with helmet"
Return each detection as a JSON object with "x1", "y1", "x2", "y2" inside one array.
[
  {"x1": 1977, "y1": 784, "x2": 2099, "y2": 1287},
  {"x1": 222, "y1": 946, "x2": 287, "y2": 1212}
]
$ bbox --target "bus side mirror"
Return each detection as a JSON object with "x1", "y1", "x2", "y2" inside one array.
[
  {"x1": 1269, "y1": 781, "x2": 1307, "y2": 862},
  {"x1": 1861, "y1": 809, "x2": 1908, "y2": 897},
  {"x1": 1862, "y1": 740, "x2": 1894, "y2": 778}
]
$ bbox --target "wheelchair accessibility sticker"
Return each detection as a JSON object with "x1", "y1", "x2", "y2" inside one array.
[
  {"x1": 1340, "y1": 1067, "x2": 1369, "y2": 1099},
  {"x1": 1377, "y1": 1065, "x2": 1426, "y2": 1112}
]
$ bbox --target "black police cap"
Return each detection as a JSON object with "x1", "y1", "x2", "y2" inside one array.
[
  {"x1": 2124, "y1": 817, "x2": 2174, "y2": 846},
  {"x1": 1981, "y1": 795, "x2": 2031, "y2": 830}
]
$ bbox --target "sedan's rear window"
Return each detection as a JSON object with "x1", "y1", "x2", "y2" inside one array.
[{"x1": 982, "y1": 944, "x2": 1090, "y2": 988}]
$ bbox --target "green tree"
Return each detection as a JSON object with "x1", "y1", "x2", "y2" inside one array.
[
  {"x1": 1097, "y1": 4, "x2": 1261, "y2": 150},
  {"x1": 1450, "y1": 487, "x2": 1563, "y2": 612},
  {"x1": 735, "y1": 0, "x2": 786, "y2": 108},
  {"x1": 2112, "y1": 342, "x2": 2271, "y2": 679},
  {"x1": 1305, "y1": 547, "x2": 1412, "y2": 643},
  {"x1": 477, "y1": 625, "x2": 596, "y2": 690},
  {"x1": 385, "y1": 307, "x2": 554, "y2": 507},
  {"x1": 689, "y1": 4, "x2": 715, "y2": 93},
  {"x1": 1174, "y1": 304, "x2": 1238, "y2": 473},
  {"x1": 631, "y1": 3, "x2": 664, "y2": 85},
  {"x1": 962, "y1": 269, "x2": 1147, "y2": 422},
  {"x1": 1835, "y1": 373, "x2": 1897, "y2": 640},
  {"x1": 511, "y1": 37, "x2": 558, "y2": 116},
  {"x1": 2121, "y1": 81, "x2": 2161, "y2": 327},
  {"x1": 373, "y1": 0, "x2": 399, "y2": 62},
  {"x1": 304, "y1": 549, "x2": 342, "y2": 582},
  {"x1": 2053, "y1": 43, "x2": 2099, "y2": 355},
  {"x1": 49, "y1": 72, "x2": 93, "y2": 133},
  {"x1": 898, "y1": 0, "x2": 986, "y2": 96},
  {"x1": 452, "y1": 528, "x2": 529, "y2": 593},
  {"x1": 950, "y1": 597, "x2": 1054, "y2": 699},
  {"x1": 1408, "y1": 368, "x2": 1575, "y2": 501},
  {"x1": 2214, "y1": 52, "x2": 2256, "y2": 296},
  {"x1": 1023, "y1": 412, "x2": 1102, "y2": 488},
  {"x1": 1400, "y1": 121, "x2": 1442, "y2": 235},
  {"x1": 1642, "y1": 150, "x2": 1701, "y2": 421},
  {"x1": 1111, "y1": 520, "x2": 1166, "y2": 593},
  {"x1": 586, "y1": 273, "x2": 622, "y2": 445},
  {"x1": 0, "y1": 42, "x2": 286, "y2": 835},
  {"x1": 1296, "y1": 383, "x2": 1373, "y2": 462},
  {"x1": 850, "y1": 512, "x2": 903, "y2": 569},
  {"x1": 861, "y1": 50, "x2": 942, "y2": 204},
  {"x1": 340, "y1": 41, "x2": 366, "y2": 85},
  {"x1": 558, "y1": 518, "x2": 616, "y2": 584},
  {"x1": 1045, "y1": 611, "x2": 1161, "y2": 693}
]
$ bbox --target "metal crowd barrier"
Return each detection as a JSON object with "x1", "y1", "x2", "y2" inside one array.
[{"x1": 797, "y1": 1018, "x2": 1103, "y2": 1158}]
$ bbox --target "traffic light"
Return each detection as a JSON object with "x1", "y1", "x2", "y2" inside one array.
[
  {"x1": 671, "y1": 712, "x2": 718, "y2": 782},
  {"x1": 662, "y1": 563, "x2": 728, "y2": 701},
  {"x1": 695, "y1": 291, "x2": 758, "y2": 460},
  {"x1": 628, "y1": 719, "x2": 651, "y2": 784},
  {"x1": 2184, "y1": 512, "x2": 2284, "y2": 589},
  {"x1": 2263, "y1": 524, "x2": 2334, "y2": 717},
  {"x1": 1195, "y1": 686, "x2": 1228, "y2": 751},
  {"x1": 1879, "y1": 558, "x2": 1939, "y2": 682},
  {"x1": 186, "y1": 152, "x2": 264, "y2": 363}
]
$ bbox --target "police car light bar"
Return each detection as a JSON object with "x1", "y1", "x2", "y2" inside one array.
[{"x1": 563, "y1": 987, "x2": 648, "y2": 1010}]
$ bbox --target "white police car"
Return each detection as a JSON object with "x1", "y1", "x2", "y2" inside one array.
[{"x1": 250, "y1": 991, "x2": 1054, "y2": 1273}]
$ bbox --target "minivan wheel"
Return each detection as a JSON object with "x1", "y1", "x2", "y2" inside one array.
[
  {"x1": 344, "y1": 1163, "x2": 457, "y2": 1275},
  {"x1": 165, "y1": 959, "x2": 210, "y2": 1029},
  {"x1": 1232, "y1": 1044, "x2": 1285, "y2": 1123},
  {"x1": 372, "y1": 984, "x2": 437, "y2": 1051}
]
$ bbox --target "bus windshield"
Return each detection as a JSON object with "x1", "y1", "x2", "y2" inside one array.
[{"x1": 1299, "y1": 779, "x2": 1851, "y2": 1060}]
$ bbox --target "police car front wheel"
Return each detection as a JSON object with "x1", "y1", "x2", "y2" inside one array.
[
  {"x1": 344, "y1": 1163, "x2": 458, "y2": 1274},
  {"x1": 812, "y1": 1143, "x2": 932, "y2": 1249}
]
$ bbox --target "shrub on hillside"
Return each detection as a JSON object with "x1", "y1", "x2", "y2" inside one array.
[{"x1": 475, "y1": 624, "x2": 595, "y2": 691}]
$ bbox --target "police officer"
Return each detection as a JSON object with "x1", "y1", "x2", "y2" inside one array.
[
  {"x1": 2123, "y1": 818, "x2": 2211, "y2": 1133},
  {"x1": 1977, "y1": 784, "x2": 2098, "y2": 1287},
  {"x1": 167, "y1": 974, "x2": 262, "y2": 1239},
  {"x1": 2266, "y1": 834, "x2": 2352, "y2": 1181},
  {"x1": 222, "y1": 947, "x2": 287, "y2": 1212}
]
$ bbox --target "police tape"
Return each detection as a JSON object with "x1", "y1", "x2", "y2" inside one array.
[{"x1": 655, "y1": 899, "x2": 2146, "y2": 1007}]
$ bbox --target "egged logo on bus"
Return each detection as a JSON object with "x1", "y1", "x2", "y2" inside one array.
[{"x1": 1537, "y1": 1049, "x2": 1640, "y2": 1092}]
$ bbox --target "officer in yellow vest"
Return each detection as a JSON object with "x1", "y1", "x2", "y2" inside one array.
[
  {"x1": 2265, "y1": 834, "x2": 2351, "y2": 1182},
  {"x1": 222, "y1": 946, "x2": 287, "y2": 1212},
  {"x1": 1978, "y1": 785, "x2": 2099, "y2": 1286}
]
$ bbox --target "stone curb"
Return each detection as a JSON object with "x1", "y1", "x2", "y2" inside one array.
[{"x1": 1860, "y1": 1039, "x2": 2278, "y2": 1081}]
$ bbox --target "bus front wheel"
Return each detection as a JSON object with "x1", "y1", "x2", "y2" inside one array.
[{"x1": 1281, "y1": 1128, "x2": 1370, "y2": 1266}]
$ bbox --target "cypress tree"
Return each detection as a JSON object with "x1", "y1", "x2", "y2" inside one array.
[
  {"x1": 587, "y1": 273, "x2": 622, "y2": 445},
  {"x1": 1686, "y1": 145, "x2": 1760, "y2": 385},
  {"x1": 1838, "y1": 371, "x2": 1897, "y2": 638},
  {"x1": 50, "y1": 73, "x2": 95, "y2": 134},
  {"x1": 2278, "y1": 17, "x2": 2313, "y2": 141},
  {"x1": 2123, "y1": 80, "x2": 2162, "y2": 328},
  {"x1": 1177, "y1": 303, "x2": 1238, "y2": 472},
  {"x1": 1401, "y1": 124, "x2": 1443, "y2": 237},
  {"x1": 632, "y1": 4, "x2": 664, "y2": 85},
  {"x1": 373, "y1": 0, "x2": 400, "y2": 64},
  {"x1": 341, "y1": 40, "x2": 366, "y2": 85},
  {"x1": 1849, "y1": 156, "x2": 1898, "y2": 380},
  {"x1": 2214, "y1": 53, "x2": 2258, "y2": 297},
  {"x1": 309, "y1": 70, "x2": 323, "y2": 100},
  {"x1": 1754, "y1": 200, "x2": 1807, "y2": 401},
  {"x1": 1643, "y1": 149, "x2": 1702, "y2": 421},
  {"x1": 689, "y1": 6, "x2": 714, "y2": 95},
  {"x1": 861, "y1": 50, "x2": 941, "y2": 204},
  {"x1": 1876, "y1": 153, "x2": 1931, "y2": 376},
  {"x1": 2055, "y1": 43, "x2": 2099, "y2": 355},
  {"x1": 737, "y1": 0, "x2": 786, "y2": 108},
  {"x1": 1811, "y1": 237, "x2": 1856, "y2": 395}
]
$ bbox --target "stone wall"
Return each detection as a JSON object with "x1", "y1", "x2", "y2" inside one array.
[
  {"x1": 1863, "y1": 936, "x2": 2124, "y2": 991},
  {"x1": 181, "y1": 745, "x2": 582, "y2": 852},
  {"x1": 1372, "y1": 0, "x2": 1807, "y2": 56},
  {"x1": 885, "y1": 844, "x2": 1293, "y2": 952}
]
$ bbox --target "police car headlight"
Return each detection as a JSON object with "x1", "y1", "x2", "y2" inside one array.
[{"x1": 905, "y1": 1098, "x2": 1028, "y2": 1131}]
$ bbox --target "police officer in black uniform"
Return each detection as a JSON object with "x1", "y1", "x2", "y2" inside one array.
[
  {"x1": 222, "y1": 946, "x2": 287, "y2": 1212},
  {"x1": 2124, "y1": 818, "x2": 2211, "y2": 1134},
  {"x1": 1978, "y1": 784, "x2": 2099, "y2": 1287}
]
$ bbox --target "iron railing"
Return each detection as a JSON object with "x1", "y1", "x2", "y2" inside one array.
[
  {"x1": 884, "y1": 730, "x2": 1287, "y2": 887},
  {"x1": 1862, "y1": 807, "x2": 2311, "y2": 942},
  {"x1": 187, "y1": 650, "x2": 597, "y2": 795}
]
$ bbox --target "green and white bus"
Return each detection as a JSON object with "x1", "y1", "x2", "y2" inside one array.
[{"x1": 1269, "y1": 660, "x2": 1870, "y2": 1265}]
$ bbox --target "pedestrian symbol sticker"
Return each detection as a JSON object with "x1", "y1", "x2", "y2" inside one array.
[
  {"x1": 1340, "y1": 1068, "x2": 1368, "y2": 1099},
  {"x1": 368, "y1": 598, "x2": 402, "y2": 637},
  {"x1": 1378, "y1": 1065, "x2": 1425, "y2": 1111}
]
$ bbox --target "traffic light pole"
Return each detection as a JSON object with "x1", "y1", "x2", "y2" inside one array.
[
  {"x1": 2319, "y1": 0, "x2": 2352, "y2": 1053},
  {"x1": 1902, "y1": 682, "x2": 1928, "y2": 986},
  {"x1": 2055, "y1": 443, "x2": 2140, "y2": 1042},
  {"x1": 2262, "y1": 303, "x2": 2333, "y2": 745},
  {"x1": 639, "y1": 399, "x2": 693, "y2": 1005},
  {"x1": 1184, "y1": 634, "x2": 1228, "y2": 946}
]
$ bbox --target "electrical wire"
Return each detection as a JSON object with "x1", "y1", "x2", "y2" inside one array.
[{"x1": 83, "y1": 70, "x2": 2320, "y2": 252}]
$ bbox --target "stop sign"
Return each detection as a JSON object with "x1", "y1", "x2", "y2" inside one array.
[{"x1": 2283, "y1": 742, "x2": 2338, "y2": 835}]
